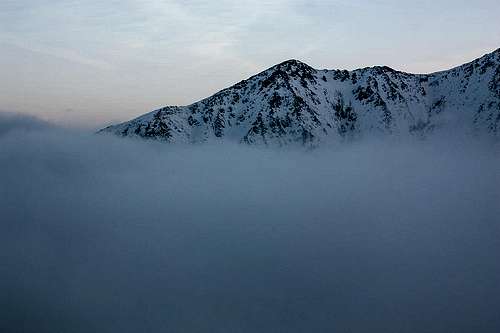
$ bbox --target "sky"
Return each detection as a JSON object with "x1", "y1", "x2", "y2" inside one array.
[{"x1": 1, "y1": 0, "x2": 500, "y2": 128}]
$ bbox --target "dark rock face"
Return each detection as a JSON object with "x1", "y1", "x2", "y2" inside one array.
[{"x1": 100, "y1": 49, "x2": 500, "y2": 145}]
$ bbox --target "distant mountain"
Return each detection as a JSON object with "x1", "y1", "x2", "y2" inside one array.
[{"x1": 100, "y1": 48, "x2": 500, "y2": 145}]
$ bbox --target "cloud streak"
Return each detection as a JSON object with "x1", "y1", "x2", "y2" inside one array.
[{"x1": 2, "y1": 0, "x2": 500, "y2": 126}]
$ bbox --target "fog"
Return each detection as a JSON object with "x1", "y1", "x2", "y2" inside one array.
[{"x1": 1, "y1": 112, "x2": 500, "y2": 333}]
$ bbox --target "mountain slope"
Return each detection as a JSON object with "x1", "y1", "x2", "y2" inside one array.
[{"x1": 100, "y1": 48, "x2": 500, "y2": 145}]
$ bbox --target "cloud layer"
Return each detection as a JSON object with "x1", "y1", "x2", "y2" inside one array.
[{"x1": 1, "y1": 114, "x2": 500, "y2": 332}]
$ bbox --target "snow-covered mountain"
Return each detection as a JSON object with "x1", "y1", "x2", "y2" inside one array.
[{"x1": 100, "y1": 48, "x2": 500, "y2": 145}]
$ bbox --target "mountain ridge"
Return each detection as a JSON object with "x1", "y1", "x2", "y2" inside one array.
[{"x1": 100, "y1": 48, "x2": 500, "y2": 145}]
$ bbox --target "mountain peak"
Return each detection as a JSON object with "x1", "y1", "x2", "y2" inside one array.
[
  {"x1": 272, "y1": 59, "x2": 314, "y2": 73},
  {"x1": 278, "y1": 59, "x2": 308, "y2": 66},
  {"x1": 101, "y1": 49, "x2": 500, "y2": 145},
  {"x1": 489, "y1": 47, "x2": 500, "y2": 55}
]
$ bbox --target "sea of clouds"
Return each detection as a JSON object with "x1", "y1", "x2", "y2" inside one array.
[{"x1": 1, "y1": 112, "x2": 500, "y2": 332}]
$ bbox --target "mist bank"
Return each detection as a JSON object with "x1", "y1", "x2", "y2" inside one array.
[{"x1": 1, "y1": 113, "x2": 500, "y2": 333}]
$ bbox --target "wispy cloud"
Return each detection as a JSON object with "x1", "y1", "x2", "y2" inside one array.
[{"x1": 1, "y1": 0, "x2": 499, "y2": 125}]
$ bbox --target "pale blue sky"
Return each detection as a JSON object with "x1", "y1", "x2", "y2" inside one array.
[{"x1": 1, "y1": 0, "x2": 499, "y2": 127}]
